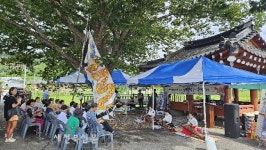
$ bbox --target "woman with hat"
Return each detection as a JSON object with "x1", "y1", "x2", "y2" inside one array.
[{"x1": 66, "y1": 108, "x2": 82, "y2": 134}]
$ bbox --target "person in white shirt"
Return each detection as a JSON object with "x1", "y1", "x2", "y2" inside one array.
[
  {"x1": 57, "y1": 105, "x2": 68, "y2": 131},
  {"x1": 187, "y1": 114, "x2": 198, "y2": 127},
  {"x1": 34, "y1": 97, "x2": 44, "y2": 109},
  {"x1": 69, "y1": 101, "x2": 77, "y2": 115},
  {"x1": 21, "y1": 99, "x2": 29, "y2": 111},
  {"x1": 142, "y1": 107, "x2": 155, "y2": 122},
  {"x1": 156, "y1": 111, "x2": 173, "y2": 128},
  {"x1": 181, "y1": 113, "x2": 205, "y2": 140},
  {"x1": 162, "y1": 111, "x2": 172, "y2": 124}
]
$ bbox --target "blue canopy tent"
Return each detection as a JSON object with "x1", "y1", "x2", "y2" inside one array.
[
  {"x1": 57, "y1": 69, "x2": 130, "y2": 85},
  {"x1": 127, "y1": 57, "x2": 266, "y2": 85},
  {"x1": 127, "y1": 56, "x2": 266, "y2": 145},
  {"x1": 111, "y1": 69, "x2": 131, "y2": 85}
]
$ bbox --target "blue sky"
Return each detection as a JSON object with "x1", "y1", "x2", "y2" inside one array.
[
  {"x1": 157, "y1": 24, "x2": 266, "y2": 58},
  {"x1": 261, "y1": 24, "x2": 266, "y2": 40}
]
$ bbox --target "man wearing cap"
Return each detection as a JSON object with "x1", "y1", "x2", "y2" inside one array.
[
  {"x1": 87, "y1": 103, "x2": 117, "y2": 135},
  {"x1": 66, "y1": 108, "x2": 82, "y2": 134}
]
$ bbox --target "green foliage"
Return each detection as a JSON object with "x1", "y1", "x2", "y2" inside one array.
[{"x1": 0, "y1": 0, "x2": 265, "y2": 80}]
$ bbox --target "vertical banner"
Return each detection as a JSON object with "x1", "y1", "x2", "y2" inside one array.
[
  {"x1": 83, "y1": 30, "x2": 115, "y2": 111},
  {"x1": 256, "y1": 89, "x2": 266, "y2": 137}
]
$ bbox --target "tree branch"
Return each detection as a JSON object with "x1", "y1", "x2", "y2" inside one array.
[
  {"x1": 13, "y1": 1, "x2": 81, "y2": 68},
  {"x1": 51, "y1": 1, "x2": 84, "y2": 44}
]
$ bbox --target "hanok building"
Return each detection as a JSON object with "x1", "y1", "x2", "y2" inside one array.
[{"x1": 139, "y1": 21, "x2": 266, "y2": 127}]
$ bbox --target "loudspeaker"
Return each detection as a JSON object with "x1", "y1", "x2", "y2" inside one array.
[{"x1": 224, "y1": 103, "x2": 240, "y2": 138}]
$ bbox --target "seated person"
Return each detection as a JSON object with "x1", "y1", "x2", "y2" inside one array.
[
  {"x1": 127, "y1": 96, "x2": 136, "y2": 110},
  {"x1": 180, "y1": 113, "x2": 205, "y2": 140},
  {"x1": 156, "y1": 111, "x2": 172, "y2": 128},
  {"x1": 57, "y1": 105, "x2": 68, "y2": 124},
  {"x1": 115, "y1": 97, "x2": 124, "y2": 108},
  {"x1": 66, "y1": 109, "x2": 81, "y2": 135},
  {"x1": 142, "y1": 107, "x2": 155, "y2": 122},
  {"x1": 87, "y1": 103, "x2": 117, "y2": 135},
  {"x1": 58, "y1": 100, "x2": 65, "y2": 108},
  {"x1": 44, "y1": 100, "x2": 57, "y2": 119},
  {"x1": 69, "y1": 101, "x2": 78, "y2": 115},
  {"x1": 34, "y1": 97, "x2": 44, "y2": 109},
  {"x1": 21, "y1": 98, "x2": 29, "y2": 111},
  {"x1": 26, "y1": 99, "x2": 44, "y2": 131}
]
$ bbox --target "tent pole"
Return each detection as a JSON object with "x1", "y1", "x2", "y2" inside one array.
[
  {"x1": 152, "y1": 85, "x2": 154, "y2": 130},
  {"x1": 72, "y1": 71, "x2": 81, "y2": 102},
  {"x1": 202, "y1": 82, "x2": 207, "y2": 139}
]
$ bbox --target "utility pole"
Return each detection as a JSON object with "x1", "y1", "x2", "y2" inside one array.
[{"x1": 23, "y1": 65, "x2": 27, "y2": 89}]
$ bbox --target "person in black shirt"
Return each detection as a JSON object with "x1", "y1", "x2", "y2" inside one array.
[
  {"x1": 4, "y1": 87, "x2": 21, "y2": 143},
  {"x1": 137, "y1": 90, "x2": 144, "y2": 108}
]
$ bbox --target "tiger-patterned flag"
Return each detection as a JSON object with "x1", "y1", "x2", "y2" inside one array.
[{"x1": 82, "y1": 30, "x2": 115, "y2": 111}]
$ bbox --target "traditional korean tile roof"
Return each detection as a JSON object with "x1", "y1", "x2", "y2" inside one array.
[{"x1": 139, "y1": 21, "x2": 266, "y2": 72}]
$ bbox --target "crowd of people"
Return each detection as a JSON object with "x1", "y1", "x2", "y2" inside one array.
[
  {"x1": 3, "y1": 87, "x2": 118, "y2": 143},
  {"x1": 3, "y1": 87, "x2": 205, "y2": 143}
]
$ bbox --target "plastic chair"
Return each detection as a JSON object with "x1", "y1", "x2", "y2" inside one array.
[
  {"x1": 54, "y1": 120, "x2": 66, "y2": 148},
  {"x1": 76, "y1": 123, "x2": 114, "y2": 150},
  {"x1": 19, "y1": 109, "x2": 27, "y2": 130},
  {"x1": 48, "y1": 117, "x2": 59, "y2": 141},
  {"x1": 43, "y1": 113, "x2": 52, "y2": 136},
  {"x1": 76, "y1": 127, "x2": 93, "y2": 150},
  {"x1": 61, "y1": 125, "x2": 79, "y2": 150},
  {"x1": 258, "y1": 131, "x2": 266, "y2": 149},
  {"x1": 21, "y1": 115, "x2": 42, "y2": 139}
]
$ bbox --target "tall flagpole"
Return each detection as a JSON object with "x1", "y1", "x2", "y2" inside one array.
[{"x1": 73, "y1": 14, "x2": 91, "y2": 103}]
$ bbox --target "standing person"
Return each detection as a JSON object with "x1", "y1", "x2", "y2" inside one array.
[
  {"x1": 153, "y1": 89, "x2": 158, "y2": 109},
  {"x1": 4, "y1": 87, "x2": 22, "y2": 142},
  {"x1": 115, "y1": 90, "x2": 120, "y2": 100},
  {"x1": 42, "y1": 87, "x2": 49, "y2": 100},
  {"x1": 137, "y1": 89, "x2": 144, "y2": 108}
]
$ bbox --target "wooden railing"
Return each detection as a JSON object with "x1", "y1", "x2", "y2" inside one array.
[{"x1": 170, "y1": 101, "x2": 257, "y2": 117}]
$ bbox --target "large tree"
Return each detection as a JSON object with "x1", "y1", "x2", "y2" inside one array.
[{"x1": 0, "y1": 0, "x2": 265, "y2": 80}]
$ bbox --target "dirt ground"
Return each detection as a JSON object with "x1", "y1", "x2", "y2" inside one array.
[{"x1": 0, "y1": 104, "x2": 262, "y2": 150}]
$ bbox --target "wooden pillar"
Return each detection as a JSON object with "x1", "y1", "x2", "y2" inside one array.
[
  {"x1": 186, "y1": 95, "x2": 194, "y2": 112},
  {"x1": 206, "y1": 104, "x2": 215, "y2": 128},
  {"x1": 224, "y1": 86, "x2": 231, "y2": 104},
  {"x1": 233, "y1": 88, "x2": 239, "y2": 103},
  {"x1": 250, "y1": 89, "x2": 258, "y2": 111}
]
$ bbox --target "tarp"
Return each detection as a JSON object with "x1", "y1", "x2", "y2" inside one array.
[
  {"x1": 111, "y1": 69, "x2": 131, "y2": 85},
  {"x1": 57, "y1": 69, "x2": 130, "y2": 85},
  {"x1": 127, "y1": 57, "x2": 266, "y2": 85},
  {"x1": 56, "y1": 71, "x2": 89, "y2": 84}
]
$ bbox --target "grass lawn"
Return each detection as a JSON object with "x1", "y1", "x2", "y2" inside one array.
[
  {"x1": 30, "y1": 88, "x2": 262, "y2": 105},
  {"x1": 30, "y1": 90, "x2": 91, "y2": 105}
]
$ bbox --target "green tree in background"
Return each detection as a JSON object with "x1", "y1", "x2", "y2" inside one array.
[{"x1": 0, "y1": 0, "x2": 265, "y2": 81}]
